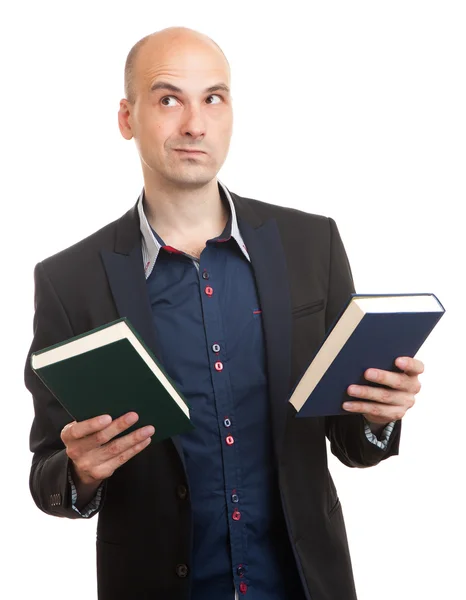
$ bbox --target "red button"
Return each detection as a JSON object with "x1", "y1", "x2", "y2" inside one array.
[
  {"x1": 240, "y1": 582, "x2": 248, "y2": 594},
  {"x1": 205, "y1": 286, "x2": 214, "y2": 296},
  {"x1": 226, "y1": 435, "x2": 235, "y2": 446},
  {"x1": 214, "y1": 361, "x2": 223, "y2": 372},
  {"x1": 232, "y1": 509, "x2": 241, "y2": 521}
]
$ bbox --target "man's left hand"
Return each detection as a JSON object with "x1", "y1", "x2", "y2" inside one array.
[{"x1": 343, "y1": 357, "x2": 424, "y2": 426}]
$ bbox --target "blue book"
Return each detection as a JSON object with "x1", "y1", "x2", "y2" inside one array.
[{"x1": 288, "y1": 293, "x2": 445, "y2": 418}]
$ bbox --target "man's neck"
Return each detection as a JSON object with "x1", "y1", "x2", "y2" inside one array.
[{"x1": 142, "y1": 177, "x2": 229, "y2": 247}]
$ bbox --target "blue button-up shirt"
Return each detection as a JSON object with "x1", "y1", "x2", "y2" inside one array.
[{"x1": 145, "y1": 184, "x2": 306, "y2": 599}]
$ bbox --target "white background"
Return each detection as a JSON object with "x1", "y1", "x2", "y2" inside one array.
[{"x1": 1, "y1": 1, "x2": 464, "y2": 598}]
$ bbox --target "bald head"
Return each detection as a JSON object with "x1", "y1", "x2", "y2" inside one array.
[
  {"x1": 118, "y1": 26, "x2": 233, "y2": 189},
  {"x1": 124, "y1": 27, "x2": 230, "y2": 104}
]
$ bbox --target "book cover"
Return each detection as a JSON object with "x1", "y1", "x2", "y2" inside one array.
[
  {"x1": 290, "y1": 293, "x2": 445, "y2": 418},
  {"x1": 31, "y1": 319, "x2": 194, "y2": 442}
]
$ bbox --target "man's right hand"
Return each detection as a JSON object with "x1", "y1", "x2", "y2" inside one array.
[{"x1": 61, "y1": 412, "x2": 155, "y2": 488}]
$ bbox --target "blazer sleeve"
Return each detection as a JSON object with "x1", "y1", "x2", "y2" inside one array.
[
  {"x1": 24, "y1": 261, "x2": 106, "y2": 518},
  {"x1": 323, "y1": 217, "x2": 402, "y2": 468}
]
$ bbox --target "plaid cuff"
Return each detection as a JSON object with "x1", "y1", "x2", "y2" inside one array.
[
  {"x1": 68, "y1": 467, "x2": 103, "y2": 518},
  {"x1": 364, "y1": 420, "x2": 396, "y2": 450}
]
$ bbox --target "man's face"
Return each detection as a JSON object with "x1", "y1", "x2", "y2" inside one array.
[{"x1": 120, "y1": 38, "x2": 233, "y2": 188}]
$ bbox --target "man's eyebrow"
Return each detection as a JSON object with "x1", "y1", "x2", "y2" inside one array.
[{"x1": 150, "y1": 81, "x2": 230, "y2": 95}]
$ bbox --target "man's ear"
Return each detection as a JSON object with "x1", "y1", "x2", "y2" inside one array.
[{"x1": 118, "y1": 99, "x2": 133, "y2": 140}]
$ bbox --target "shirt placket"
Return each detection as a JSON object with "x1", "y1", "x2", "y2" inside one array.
[{"x1": 199, "y1": 245, "x2": 249, "y2": 596}]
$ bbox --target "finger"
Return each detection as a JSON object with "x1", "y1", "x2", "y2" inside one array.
[
  {"x1": 347, "y1": 383, "x2": 404, "y2": 405},
  {"x1": 342, "y1": 400, "x2": 407, "y2": 422},
  {"x1": 69, "y1": 423, "x2": 155, "y2": 481},
  {"x1": 363, "y1": 368, "x2": 420, "y2": 394},
  {"x1": 92, "y1": 428, "x2": 155, "y2": 479},
  {"x1": 395, "y1": 356, "x2": 425, "y2": 375},
  {"x1": 61, "y1": 414, "x2": 112, "y2": 444},
  {"x1": 68, "y1": 413, "x2": 145, "y2": 460},
  {"x1": 99, "y1": 423, "x2": 155, "y2": 458},
  {"x1": 93, "y1": 412, "x2": 141, "y2": 446}
]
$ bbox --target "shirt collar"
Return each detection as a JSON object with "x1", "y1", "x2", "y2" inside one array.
[{"x1": 138, "y1": 179, "x2": 250, "y2": 279}]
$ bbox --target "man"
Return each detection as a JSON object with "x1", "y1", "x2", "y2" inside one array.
[{"x1": 25, "y1": 27, "x2": 423, "y2": 600}]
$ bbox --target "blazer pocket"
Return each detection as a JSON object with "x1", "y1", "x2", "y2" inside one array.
[{"x1": 292, "y1": 298, "x2": 325, "y2": 318}]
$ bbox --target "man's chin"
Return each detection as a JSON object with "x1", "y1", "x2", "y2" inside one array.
[{"x1": 164, "y1": 170, "x2": 218, "y2": 189}]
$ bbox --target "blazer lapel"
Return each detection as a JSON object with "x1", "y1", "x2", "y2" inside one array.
[
  {"x1": 100, "y1": 205, "x2": 187, "y2": 469},
  {"x1": 233, "y1": 196, "x2": 293, "y2": 460},
  {"x1": 100, "y1": 244, "x2": 158, "y2": 355}
]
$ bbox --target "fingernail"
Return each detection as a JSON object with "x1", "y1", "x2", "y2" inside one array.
[
  {"x1": 397, "y1": 358, "x2": 407, "y2": 368},
  {"x1": 125, "y1": 413, "x2": 138, "y2": 424},
  {"x1": 99, "y1": 415, "x2": 112, "y2": 425},
  {"x1": 367, "y1": 369, "x2": 378, "y2": 380},
  {"x1": 343, "y1": 402, "x2": 354, "y2": 409},
  {"x1": 348, "y1": 385, "x2": 360, "y2": 395},
  {"x1": 143, "y1": 426, "x2": 155, "y2": 436}
]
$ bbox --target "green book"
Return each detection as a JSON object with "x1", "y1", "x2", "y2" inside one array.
[{"x1": 31, "y1": 317, "x2": 194, "y2": 442}]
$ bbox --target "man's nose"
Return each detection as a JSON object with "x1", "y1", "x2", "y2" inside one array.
[{"x1": 180, "y1": 105, "x2": 206, "y2": 138}]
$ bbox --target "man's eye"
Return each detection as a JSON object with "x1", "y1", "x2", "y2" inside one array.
[
  {"x1": 161, "y1": 96, "x2": 178, "y2": 106},
  {"x1": 206, "y1": 94, "x2": 222, "y2": 104},
  {"x1": 160, "y1": 94, "x2": 222, "y2": 106}
]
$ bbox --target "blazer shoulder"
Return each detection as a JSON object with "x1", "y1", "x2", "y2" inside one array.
[
  {"x1": 236, "y1": 193, "x2": 332, "y2": 227},
  {"x1": 233, "y1": 194, "x2": 335, "y2": 246},
  {"x1": 39, "y1": 209, "x2": 132, "y2": 275}
]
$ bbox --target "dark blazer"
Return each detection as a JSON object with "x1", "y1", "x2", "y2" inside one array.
[{"x1": 25, "y1": 188, "x2": 401, "y2": 600}]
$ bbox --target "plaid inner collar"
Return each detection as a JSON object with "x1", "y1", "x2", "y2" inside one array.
[{"x1": 138, "y1": 179, "x2": 250, "y2": 278}]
